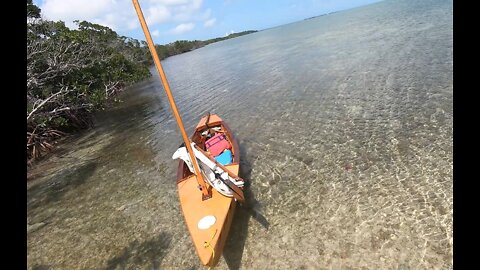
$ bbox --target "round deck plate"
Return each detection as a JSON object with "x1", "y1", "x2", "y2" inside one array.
[{"x1": 198, "y1": 215, "x2": 216, "y2": 230}]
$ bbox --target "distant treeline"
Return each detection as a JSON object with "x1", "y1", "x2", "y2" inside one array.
[
  {"x1": 26, "y1": 0, "x2": 256, "y2": 166},
  {"x1": 155, "y1": 31, "x2": 257, "y2": 59},
  {"x1": 304, "y1": 11, "x2": 339, "y2": 20}
]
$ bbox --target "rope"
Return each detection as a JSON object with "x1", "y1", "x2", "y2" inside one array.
[{"x1": 203, "y1": 229, "x2": 218, "y2": 269}]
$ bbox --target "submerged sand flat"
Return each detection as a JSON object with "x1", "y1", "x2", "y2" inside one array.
[{"x1": 27, "y1": 0, "x2": 452, "y2": 269}]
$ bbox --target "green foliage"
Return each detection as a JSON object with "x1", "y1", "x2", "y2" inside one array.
[
  {"x1": 154, "y1": 31, "x2": 258, "y2": 60},
  {"x1": 27, "y1": 10, "x2": 152, "y2": 163},
  {"x1": 204, "y1": 30, "x2": 258, "y2": 45},
  {"x1": 27, "y1": 0, "x2": 41, "y2": 18}
]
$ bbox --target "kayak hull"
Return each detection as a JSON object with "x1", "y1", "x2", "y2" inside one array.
[{"x1": 176, "y1": 114, "x2": 240, "y2": 266}]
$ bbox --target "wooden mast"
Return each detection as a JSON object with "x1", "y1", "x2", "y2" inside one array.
[{"x1": 132, "y1": 0, "x2": 211, "y2": 199}]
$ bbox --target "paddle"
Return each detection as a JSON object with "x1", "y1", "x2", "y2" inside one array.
[
  {"x1": 194, "y1": 145, "x2": 270, "y2": 229},
  {"x1": 193, "y1": 144, "x2": 246, "y2": 204}
]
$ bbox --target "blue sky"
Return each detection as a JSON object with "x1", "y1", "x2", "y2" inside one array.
[{"x1": 33, "y1": 0, "x2": 383, "y2": 45}]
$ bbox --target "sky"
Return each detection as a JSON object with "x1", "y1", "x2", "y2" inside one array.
[{"x1": 33, "y1": 0, "x2": 383, "y2": 45}]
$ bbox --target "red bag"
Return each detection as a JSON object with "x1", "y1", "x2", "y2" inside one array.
[{"x1": 205, "y1": 133, "x2": 231, "y2": 156}]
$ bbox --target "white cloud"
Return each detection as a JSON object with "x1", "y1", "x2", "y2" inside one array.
[
  {"x1": 172, "y1": 0, "x2": 203, "y2": 21},
  {"x1": 149, "y1": 0, "x2": 190, "y2": 5},
  {"x1": 187, "y1": 0, "x2": 202, "y2": 10},
  {"x1": 204, "y1": 18, "x2": 216, "y2": 27},
  {"x1": 200, "y1": 8, "x2": 211, "y2": 20},
  {"x1": 127, "y1": 18, "x2": 139, "y2": 30},
  {"x1": 40, "y1": 0, "x2": 137, "y2": 30},
  {"x1": 146, "y1": 5, "x2": 171, "y2": 24},
  {"x1": 39, "y1": 0, "x2": 209, "y2": 37},
  {"x1": 41, "y1": 0, "x2": 110, "y2": 21},
  {"x1": 170, "y1": 23, "x2": 195, "y2": 34},
  {"x1": 152, "y1": 30, "x2": 160, "y2": 37}
]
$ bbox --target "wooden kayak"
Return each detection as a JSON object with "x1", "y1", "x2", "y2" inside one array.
[{"x1": 176, "y1": 114, "x2": 240, "y2": 267}]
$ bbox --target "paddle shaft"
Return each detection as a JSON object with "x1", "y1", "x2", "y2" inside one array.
[
  {"x1": 194, "y1": 145, "x2": 246, "y2": 203},
  {"x1": 132, "y1": 0, "x2": 210, "y2": 199}
]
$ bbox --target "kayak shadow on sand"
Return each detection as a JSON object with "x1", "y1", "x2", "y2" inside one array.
[
  {"x1": 222, "y1": 142, "x2": 269, "y2": 270},
  {"x1": 237, "y1": 139, "x2": 269, "y2": 230}
]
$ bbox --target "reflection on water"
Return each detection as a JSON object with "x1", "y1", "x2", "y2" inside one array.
[{"x1": 27, "y1": 0, "x2": 452, "y2": 269}]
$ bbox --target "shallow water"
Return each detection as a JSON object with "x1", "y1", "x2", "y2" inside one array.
[{"x1": 27, "y1": 0, "x2": 453, "y2": 269}]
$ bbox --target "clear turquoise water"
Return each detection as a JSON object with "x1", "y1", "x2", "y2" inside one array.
[{"x1": 27, "y1": 0, "x2": 452, "y2": 269}]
